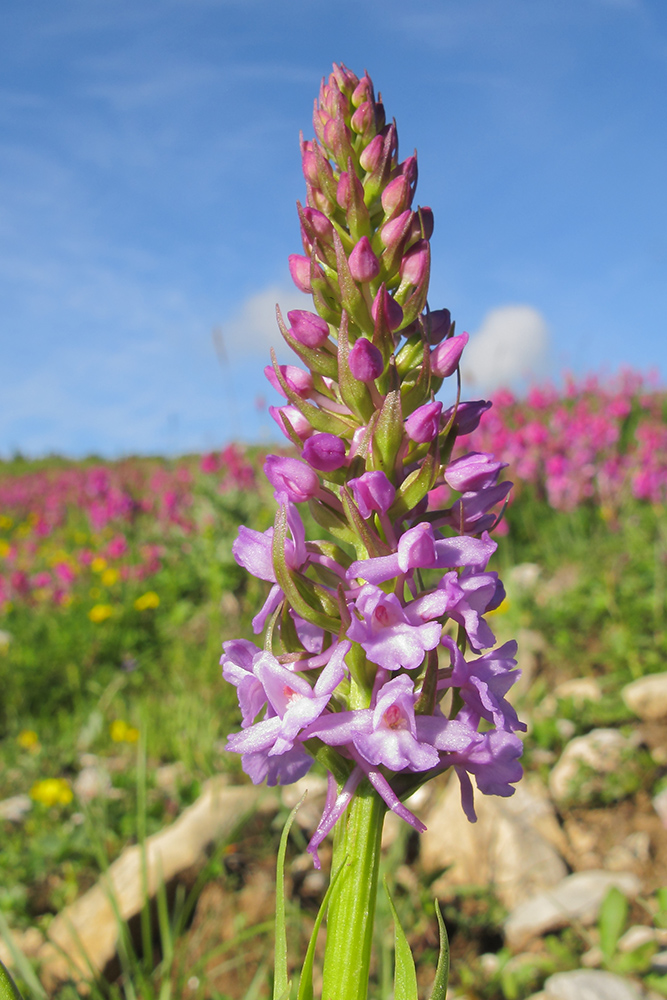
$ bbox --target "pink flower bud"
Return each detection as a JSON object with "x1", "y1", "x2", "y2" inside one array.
[
  {"x1": 287, "y1": 309, "x2": 330, "y2": 348},
  {"x1": 380, "y1": 210, "x2": 413, "y2": 250},
  {"x1": 300, "y1": 207, "x2": 334, "y2": 245},
  {"x1": 331, "y1": 62, "x2": 359, "y2": 98},
  {"x1": 348, "y1": 237, "x2": 381, "y2": 283},
  {"x1": 348, "y1": 337, "x2": 384, "y2": 381},
  {"x1": 445, "y1": 452, "x2": 507, "y2": 492},
  {"x1": 352, "y1": 74, "x2": 374, "y2": 108},
  {"x1": 425, "y1": 308, "x2": 451, "y2": 345},
  {"x1": 264, "y1": 364, "x2": 313, "y2": 399},
  {"x1": 442, "y1": 399, "x2": 492, "y2": 436},
  {"x1": 381, "y1": 174, "x2": 412, "y2": 218},
  {"x1": 405, "y1": 401, "x2": 443, "y2": 443},
  {"x1": 351, "y1": 101, "x2": 375, "y2": 136},
  {"x1": 359, "y1": 132, "x2": 384, "y2": 173},
  {"x1": 430, "y1": 332, "x2": 469, "y2": 378},
  {"x1": 302, "y1": 433, "x2": 347, "y2": 472},
  {"x1": 372, "y1": 285, "x2": 404, "y2": 332},
  {"x1": 289, "y1": 254, "x2": 313, "y2": 294},
  {"x1": 302, "y1": 147, "x2": 319, "y2": 187},
  {"x1": 269, "y1": 404, "x2": 314, "y2": 442},
  {"x1": 410, "y1": 207, "x2": 434, "y2": 243},
  {"x1": 264, "y1": 455, "x2": 319, "y2": 502},
  {"x1": 348, "y1": 470, "x2": 396, "y2": 518},
  {"x1": 399, "y1": 239, "x2": 429, "y2": 287}
]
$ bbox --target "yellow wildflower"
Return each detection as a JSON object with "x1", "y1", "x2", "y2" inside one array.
[
  {"x1": 110, "y1": 719, "x2": 140, "y2": 743},
  {"x1": 88, "y1": 603, "x2": 113, "y2": 623},
  {"x1": 0, "y1": 540, "x2": 10, "y2": 558},
  {"x1": 0, "y1": 515, "x2": 13, "y2": 530},
  {"x1": 101, "y1": 567, "x2": 119, "y2": 587},
  {"x1": 134, "y1": 591, "x2": 160, "y2": 611},
  {"x1": 30, "y1": 777, "x2": 73, "y2": 807},
  {"x1": 91, "y1": 556, "x2": 108, "y2": 573},
  {"x1": 17, "y1": 729, "x2": 40, "y2": 751}
]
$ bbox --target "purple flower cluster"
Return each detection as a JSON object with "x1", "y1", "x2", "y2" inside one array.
[{"x1": 222, "y1": 64, "x2": 523, "y2": 866}]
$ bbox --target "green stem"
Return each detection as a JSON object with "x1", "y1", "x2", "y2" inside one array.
[{"x1": 321, "y1": 783, "x2": 386, "y2": 1000}]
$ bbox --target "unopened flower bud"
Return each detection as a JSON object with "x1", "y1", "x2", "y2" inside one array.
[
  {"x1": 372, "y1": 285, "x2": 404, "y2": 333},
  {"x1": 445, "y1": 452, "x2": 507, "y2": 492},
  {"x1": 348, "y1": 470, "x2": 396, "y2": 517},
  {"x1": 264, "y1": 455, "x2": 319, "y2": 502},
  {"x1": 302, "y1": 433, "x2": 347, "y2": 472},
  {"x1": 324, "y1": 119, "x2": 355, "y2": 171},
  {"x1": 287, "y1": 309, "x2": 330, "y2": 348},
  {"x1": 348, "y1": 237, "x2": 381, "y2": 283},
  {"x1": 404, "y1": 207, "x2": 434, "y2": 246},
  {"x1": 442, "y1": 399, "x2": 492, "y2": 436},
  {"x1": 348, "y1": 337, "x2": 384, "y2": 381},
  {"x1": 300, "y1": 206, "x2": 334, "y2": 248},
  {"x1": 264, "y1": 364, "x2": 313, "y2": 399},
  {"x1": 270, "y1": 404, "x2": 314, "y2": 442},
  {"x1": 424, "y1": 308, "x2": 451, "y2": 345},
  {"x1": 381, "y1": 175, "x2": 412, "y2": 219},
  {"x1": 289, "y1": 254, "x2": 313, "y2": 294},
  {"x1": 430, "y1": 332, "x2": 469, "y2": 378},
  {"x1": 331, "y1": 62, "x2": 359, "y2": 98},
  {"x1": 399, "y1": 239, "x2": 429, "y2": 288},
  {"x1": 359, "y1": 133, "x2": 384, "y2": 173},
  {"x1": 351, "y1": 101, "x2": 376, "y2": 136},
  {"x1": 405, "y1": 401, "x2": 442, "y2": 443},
  {"x1": 351, "y1": 74, "x2": 374, "y2": 108}
]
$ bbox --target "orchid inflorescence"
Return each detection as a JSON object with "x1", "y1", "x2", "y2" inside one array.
[{"x1": 222, "y1": 62, "x2": 524, "y2": 868}]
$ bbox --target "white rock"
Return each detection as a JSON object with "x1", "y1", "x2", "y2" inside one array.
[
  {"x1": 504, "y1": 870, "x2": 641, "y2": 950},
  {"x1": 653, "y1": 787, "x2": 667, "y2": 828},
  {"x1": 554, "y1": 678, "x2": 602, "y2": 704},
  {"x1": 542, "y1": 969, "x2": 646, "y2": 999},
  {"x1": 0, "y1": 794, "x2": 32, "y2": 822},
  {"x1": 652, "y1": 951, "x2": 667, "y2": 974},
  {"x1": 421, "y1": 775, "x2": 567, "y2": 909},
  {"x1": 549, "y1": 728, "x2": 639, "y2": 804},
  {"x1": 622, "y1": 672, "x2": 667, "y2": 720},
  {"x1": 74, "y1": 765, "x2": 113, "y2": 803},
  {"x1": 618, "y1": 925, "x2": 662, "y2": 952},
  {"x1": 36, "y1": 779, "x2": 275, "y2": 990}
]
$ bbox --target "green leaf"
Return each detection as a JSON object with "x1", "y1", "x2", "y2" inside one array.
[
  {"x1": 383, "y1": 877, "x2": 418, "y2": 1000},
  {"x1": 599, "y1": 886, "x2": 628, "y2": 966},
  {"x1": 0, "y1": 962, "x2": 23, "y2": 1000},
  {"x1": 297, "y1": 860, "x2": 347, "y2": 1000},
  {"x1": 274, "y1": 794, "x2": 306, "y2": 1000},
  {"x1": 428, "y1": 900, "x2": 450, "y2": 1000}
]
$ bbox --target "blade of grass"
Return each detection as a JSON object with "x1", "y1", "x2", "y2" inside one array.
[
  {"x1": 0, "y1": 914, "x2": 45, "y2": 1000},
  {"x1": 427, "y1": 900, "x2": 449, "y2": 1000},
  {"x1": 274, "y1": 795, "x2": 306, "y2": 1000},
  {"x1": 383, "y1": 876, "x2": 418, "y2": 1000},
  {"x1": 296, "y1": 856, "x2": 346, "y2": 1000}
]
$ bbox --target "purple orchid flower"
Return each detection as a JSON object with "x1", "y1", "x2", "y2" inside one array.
[
  {"x1": 346, "y1": 584, "x2": 442, "y2": 671},
  {"x1": 439, "y1": 636, "x2": 527, "y2": 734}
]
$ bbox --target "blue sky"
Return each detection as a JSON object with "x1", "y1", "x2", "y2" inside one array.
[{"x1": 1, "y1": 0, "x2": 666, "y2": 458}]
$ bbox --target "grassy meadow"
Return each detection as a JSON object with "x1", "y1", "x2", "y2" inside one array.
[{"x1": 1, "y1": 377, "x2": 667, "y2": 999}]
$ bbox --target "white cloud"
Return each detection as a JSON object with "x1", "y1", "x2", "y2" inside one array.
[
  {"x1": 461, "y1": 304, "x2": 550, "y2": 393},
  {"x1": 218, "y1": 284, "x2": 311, "y2": 361}
]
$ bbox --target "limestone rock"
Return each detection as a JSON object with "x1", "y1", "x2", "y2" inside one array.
[
  {"x1": 504, "y1": 870, "x2": 641, "y2": 950},
  {"x1": 623, "y1": 673, "x2": 667, "y2": 721},
  {"x1": 540, "y1": 969, "x2": 646, "y2": 999},
  {"x1": 0, "y1": 794, "x2": 31, "y2": 822},
  {"x1": 36, "y1": 780, "x2": 274, "y2": 990},
  {"x1": 421, "y1": 774, "x2": 567, "y2": 909},
  {"x1": 549, "y1": 728, "x2": 639, "y2": 805}
]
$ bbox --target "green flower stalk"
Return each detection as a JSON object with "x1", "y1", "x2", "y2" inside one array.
[{"x1": 223, "y1": 63, "x2": 524, "y2": 1000}]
